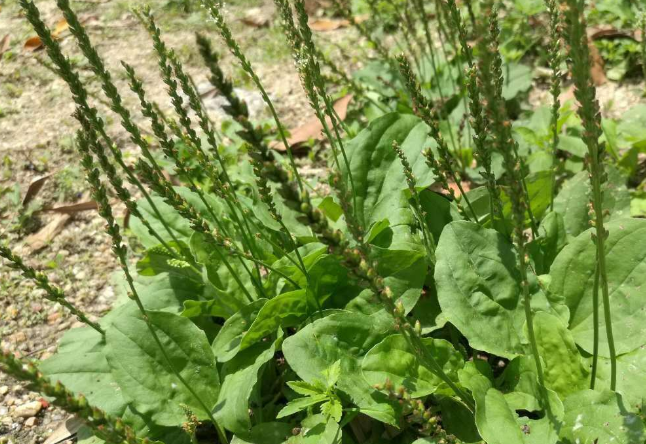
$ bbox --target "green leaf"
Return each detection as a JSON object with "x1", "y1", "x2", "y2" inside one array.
[
  {"x1": 286, "y1": 414, "x2": 342, "y2": 444},
  {"x1": 211, "y1": 299, "x2": 268, "y2": 363},
  {"x1": 531, "y1": 312, "x2": 588, "y2": 398},
  {"x1": 318, "y1": 196, "x2": 343, "y2": 222},
  {"x1": 40, "y1": 349, "x2": 127, "y2": 417},
  {"x1": 190, "y1": 232, "x2": 258, "y2": 316},
  {"x1": 553, "y1": 166, "x2": 631, "y2": 240},
  {"x1": 231, "y1": 422, "x2": 293, "y2": 444},
  {"x1": 320, "y1": 398, "x2": 343, "y2": 422},
  {"x1": 131, "y1": 187, "x2": 225, "y2": 248},
  {"x1": 460, "y1": 357, "x2": 564, "y2": 444},
  {"x1": 340, "y1": 113, "x2": 435, "y2": 235},
  {"x1": 558, "y1": 135, "x2": 588, "y2": 157},
  {"x1": 240, "y1": 290, "x2": 308, "y2": 351},
  {"x1": 549, "y1": 218, "x2": 646, "y2": 356},
  {"x1": 324, "y1": 360, "x2": 342, "y2": 388},
  {"x1": 595, "y1": 347, "x2": 646, "y2": 413},
  {"x1": 528, "y1": 211, "x2": 568, "y2": 274},
  {"x1": 559, "y1": 390, "x2": 644, "y2": 444},
  {"x1": 214, "y1": 338, "x2": 279, "y2": 434},
  {"x1": 277, "y1": 394, "x2": 329, "y2": 418},
  {"x1": 136, "y1": 242, "x2": 198, "y2": 281},
  {"x1": 500, "y1": 171, "x2": 554, "y2": 222},
  {"x1": 282, "y1": 311, "x2": 399, "y2": 425},
  {"x1": 418, "y1": 189, "x2": 463, "y2": 243},
  {"x1": 105, "y1": 310, "x2": 220, "y2": 426},
  {"x1": 435, "y1": 221, "x2": 551, "y2": 358},
  {"x1": 361, "y1": 335, "x2": 464, "y2": 398},
  {"x1": 288, "y1": 381, "x2": 325, "y2": 396},
  {"x1": 437, "y1": 396, "x2": 481, "y2": 443},
  {"x1": 501, "y1": 62, "x2": 533, "y2": 100}
]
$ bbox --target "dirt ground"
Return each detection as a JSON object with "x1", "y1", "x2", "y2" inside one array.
[{"x1": 1, "y1": 0, "x2": 645, "y2": 443}]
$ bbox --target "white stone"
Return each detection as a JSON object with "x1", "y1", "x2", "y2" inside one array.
[{"x1": 14, "y1": 401, "x2": 42, "y2": 418}]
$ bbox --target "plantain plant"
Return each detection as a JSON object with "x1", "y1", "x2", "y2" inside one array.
[{"x1": 2, "y1": 0, "x2": 646, "y2": 443}]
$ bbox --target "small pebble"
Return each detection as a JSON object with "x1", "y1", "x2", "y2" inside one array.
[{"x1": 14, "y1": 401, "x2": 42, "y2": 418}]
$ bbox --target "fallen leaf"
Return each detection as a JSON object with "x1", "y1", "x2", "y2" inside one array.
[
  {"x1": 24, "y1": 213, "x2": 71, "y2": 252},
  {"x1": 589, "y1": 26, "x2": 637, "y2": 41},
  {"x1": 23, "y1": 174, "x2": 52, "y2": 206},
  {"x1": 43, "y1": 201, "x2": 98, "y2": 214},
  {"x1": 309, "y1": 18, "x2": 350, "y2": 31},
  {"x1": 24, "y1": 18, "x2": 68, "y2": 52},
  {"x1": 24, "y1": 35, "x2": 44, "y2": 52},
  {"x1": 272, "y1": 94, "x2": 353, "y2": 151},
  {"x1": 309, "y1": 15, "x2": 368, "y2": 31},
  {"x1": 588, "y1": 43, "x2": 607, "y2": 86},
  {"x1": 0, "y1": 34, "x2": 10, "y2": 57},
  {"x1": 43, "y1": 417, "x2": 84, "y2": 444}
]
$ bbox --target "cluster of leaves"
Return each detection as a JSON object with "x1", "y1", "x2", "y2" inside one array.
[{"x1": 2, "y1": 0, "x2": 646, "y2": 444}]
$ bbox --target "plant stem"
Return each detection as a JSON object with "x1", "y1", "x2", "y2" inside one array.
[
  {"x1": 563, "y1": 0, "x2": 616, "y2": 390},
  {"x1": 590, "y1": 263, "x2": 600, "y2": 389}
]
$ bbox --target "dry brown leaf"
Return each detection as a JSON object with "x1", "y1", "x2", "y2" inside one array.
[
  {"x1": 24, "y1": 18, "x2": 68, "y2": 51},
  {"x1": 24, "y1": 35, "x2": 44, "y2": 52},
  {"x1": 588, "y1": 43, "x2": 607, "y2": 86},
  {"x1": 24, "y1": 213, "x2": 71, "y2": 252},
  {"x1": 43, "y1": 417, "x2": 84, "y2": 444},
  {"x1": 309, "y1": 18, "x2": 350, "y2": 31},
  {"x1": 23, "y1": 174, "x2": 52, "y2": 206},
  {"x1": 309, "y1": 15, "x2": 368, "y2": 31},
  {"x1": 43, "y1": 201, "x2": 99, "y2": 214},
  {"x1": 272, "y1": 94, "x2": 353, "y2": 151},
  {"x1": 589, "y1": 26, "x2": 637, "y2": 41},
  {"x1": 0, "y1": 34, "x2": 10, "y2": 57}
]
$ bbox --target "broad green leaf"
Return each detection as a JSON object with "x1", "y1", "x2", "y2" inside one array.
[
  {"x1": 501, "y1": 62, "x2": 533, "y2": 100},
  {"x1": 460, "y1": 362, "x2": 526, "y2": 444},
  {"x1": 136, "y1": 242, "x2": 199, "y2": 282},
  {"x1": 528, "y1": 211, "x2": 568, "y2": 274},
  {"x1": 410, "y1": 285, "x2": 447, "y2": 334},
  {"x1": 558, "y1": 135, "x2": 588, "y2": 157},
  {"x1": 214, "y1": 339, "x2": 278, "y2": 434},
  {"x1": 190, "y1": 232, "x2": 258, "y2": 316},
  {"x1": 240, "y1": 290, "x2": 308, "y2": 350},
  {"x1": 361, "y1": 335, "x2": 464, "y2": 398},
  {"x1": 131, "y1": 187, "x2": 225, "y2": 248},
  {"x1": 105, "y1": 310, "x2": 220, "y2": 426},
  {"x1": 130, "y1": 196, "x2": 193, "y2": 248},
  {"x1": 549, "y1": 218, "x2": 646, "y2": 356},
  {"x1": 211, "y1": 299, "x2": 268, "y2": 363},
  {"x1": 596, "y1": 347, "x2": 646, "y2": 413},
  {"x1": 40, "y1": 350, "x2": 127, "y2": 417},
  {"x1": 435, "y1": 221, "x2": 548, "y2": 358},
  {"x1": 277, "y1": 394, "x2": 329, "y2": 418},
  {"x1": 231, "y1": 422, "x2": 293, "y2": 444},
  {"x1": 418, "y1": 189, "x2": 463, "y2": 243},
  {"x1": 500, "y1": 171, "x2": 554, "y2": 222},
  {"x1": 286, "y1": 414, "x2": 342, "y2": 444},
  {"x1": 460, "y1": 357, "x2": 563, "y2": 444},
  {"x1": 340, "y1": 113, "x2": 435, "y2": 236},
  {"x1": 553, "y1": 166, "x2": 630, "y2": 240},
  {"x1": 559, "y1": 390, "x2": 644, "y2": 444},
  {"x1": 282, "y1": 311, "x2": 399, "y2": 425},
  {"x1": 437, "y1": 396, "x2": 481, "y2": 443},
  {"x1": 318, "y1": 196, "x2": 343, "y2": 222},
  {"x1": 531, "y1": 312, "x2": 588, "y2": 398}
]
